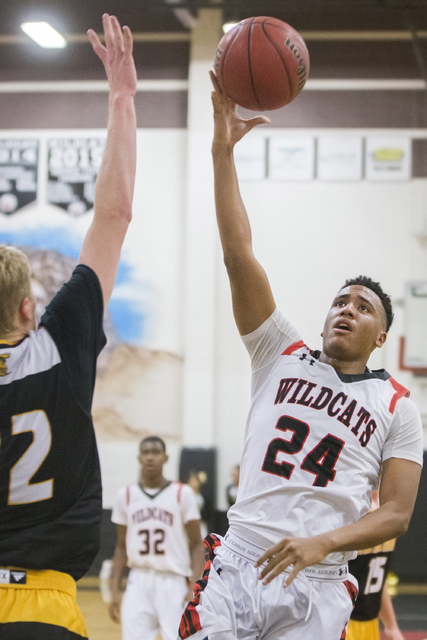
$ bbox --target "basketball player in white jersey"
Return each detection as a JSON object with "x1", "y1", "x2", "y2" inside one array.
[
  {"x1": 178, "y1": 74, "x2": 423, "y2": 640},
  {"x1": 110, "y1": 436, "x2": 205, "y2": 640}
]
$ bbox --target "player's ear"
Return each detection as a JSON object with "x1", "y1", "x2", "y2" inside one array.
[
  {"x1": 20, "y1": 297, "x2": 34, "y2": 323},
  {"x1": 375, "y1": 330, "x2": 387, "y2": 349}
]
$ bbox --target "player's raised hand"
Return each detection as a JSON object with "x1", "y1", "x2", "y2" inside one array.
[
  {"x1": 210, "y1": 70, "x2": 270, "y2": 147},
  {"x1": 254, "y1": 535, "x2": 330, "y2": 587},
  {"x1": 88, "y1": 14, "x2": 137, "y2": 98}
]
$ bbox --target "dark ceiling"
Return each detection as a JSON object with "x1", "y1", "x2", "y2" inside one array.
[
  {"x1": 0, "y1": 0, "x2": 427, "y2": 82},
  {"x1": 1, "y1": 0, "x2": 427, "y2": 36}
]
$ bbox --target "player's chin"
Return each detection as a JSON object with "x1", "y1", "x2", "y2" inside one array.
[{"x1": 324, "y1": 336, "x2": 356, "y2": 360}]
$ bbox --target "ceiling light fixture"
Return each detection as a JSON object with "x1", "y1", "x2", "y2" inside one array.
[{"x1": 21, "y1": 22, "x2": 67, "y2": 48}]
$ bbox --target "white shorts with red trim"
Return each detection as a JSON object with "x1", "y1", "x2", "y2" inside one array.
[
  {"x1": 122, "y1": 568, "x2": 188, "y2": 640},
  {"x1": 179, "y1": 532, "x2": 358, "y2": 640}
]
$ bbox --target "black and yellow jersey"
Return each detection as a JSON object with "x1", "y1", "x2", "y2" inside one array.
[
  {"x1": 349, "y1": 539, "x2": 395, "y2": 621},
  {"x1": 0, "y1": 265, "x2": 106, "y2": 580}
]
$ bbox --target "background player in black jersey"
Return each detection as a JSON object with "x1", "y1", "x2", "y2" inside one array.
[
  {"x1": 347, "y1": 492, "x2": 404, "y2": 640},
  {"x1": 0, "y1": 14, "x2": 137, "y2": 640}
]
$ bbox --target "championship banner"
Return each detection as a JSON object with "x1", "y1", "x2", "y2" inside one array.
[
  {"x1": 0, "y1": 139, "x2": 38, "y2": 215},
  {"x1": 47, "y1": 138, "x2": 105, "y2": 215}
]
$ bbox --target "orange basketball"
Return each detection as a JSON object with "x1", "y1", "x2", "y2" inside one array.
[{"x1": 214, "y1": 16, "x2": 310, "y2": 111}]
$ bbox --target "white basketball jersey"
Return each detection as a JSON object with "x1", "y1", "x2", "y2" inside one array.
[
  {"x1": 112, "y1": 481, "x2": 200, "y2": 576},
  {"x1": 229, "y1": 309, "x2": 423, "y2": 565}
]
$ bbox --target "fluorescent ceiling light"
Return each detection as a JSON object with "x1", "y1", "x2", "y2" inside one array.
[
  {"x1": 223, "y1": 21, "x2": 239, "y2": 33},
  {"x1": 21, "y1": 22, "x2": 67, "y2": 48}
]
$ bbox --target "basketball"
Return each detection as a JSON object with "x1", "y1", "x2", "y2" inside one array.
[{"x1": 213, "y1": 16, "x2": 310, "y2": 111}]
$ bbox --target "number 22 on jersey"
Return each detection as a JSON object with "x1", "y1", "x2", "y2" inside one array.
[{"x1": 2, "y1": 410, "x2": 53, "y2": 505}]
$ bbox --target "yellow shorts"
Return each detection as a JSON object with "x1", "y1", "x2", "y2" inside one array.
[
  {"x1": 346, "y1": 618, "x2": 380, "y2": 640},
  {"x1": 0, "y1": 567, "x2": 88, "y2": 639}
]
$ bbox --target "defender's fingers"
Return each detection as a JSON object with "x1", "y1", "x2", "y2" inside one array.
[
  {"x1": 123, "y1": 25, "x2": 133, "y2": 55},
  {"x1": 110, "y1": 15, "x2": 124, "y2": 51},
  {"x1": 87, "y1": 29, "x2": 108, "y2": 64},
  {"x1": 102, "y1": 14, "x2": 115, "y2": 50}
]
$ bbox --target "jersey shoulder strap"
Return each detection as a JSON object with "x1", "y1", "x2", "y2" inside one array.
[
  {"x1": 388, "y1": 376, "x2": 410, "y2": 414},
  {"x1": 281, "y1": 340, "x2": 308, "y2": 356}
]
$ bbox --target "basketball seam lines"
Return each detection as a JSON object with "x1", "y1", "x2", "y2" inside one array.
[
  {"x1": 261, "y1": 21, "x2": 293, "y2": 105},
  {"x1": 248, "y1": 18, "x2": 262, "y2": 111}
]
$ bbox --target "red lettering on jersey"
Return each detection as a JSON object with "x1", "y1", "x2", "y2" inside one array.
[
  {"x1": 388, "y1": 377, "x2": 410, "y2": 414},
  {"x1": 282, "y1": 340, "x2": 306, "y2": 356}
]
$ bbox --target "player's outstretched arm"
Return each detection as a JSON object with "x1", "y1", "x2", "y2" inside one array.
[
  {"x1": 210, "y1": 72, "x2": 276, "y2": 336},
  {"x1": 254, "y1": 457, "x2": 421, "y2": 587},
  {"x1": 108, "y1": 524, "x2": 128, "y2": 623},
  {"x1": 79, "y1": 14, "x2": 137, "y2": 307}
]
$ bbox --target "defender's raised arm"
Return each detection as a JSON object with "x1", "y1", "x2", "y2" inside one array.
[{"x1": 80, "y1": 14, "x2": 137, "y2": 306}]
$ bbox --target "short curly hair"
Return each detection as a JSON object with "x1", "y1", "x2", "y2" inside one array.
[{"x1": 340, "y1": 275, "x2": 394, "y2": 332}]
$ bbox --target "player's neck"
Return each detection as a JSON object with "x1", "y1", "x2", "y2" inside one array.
[
  {"x1": 318, "y1": 351, "x2": 369, "y2": 375},
  {"x1": 0, "y1": 327, "x2": 30, "y2": 344},
  {"x1": 140, "y1": 473, "x2": 168, "y2": 490}
]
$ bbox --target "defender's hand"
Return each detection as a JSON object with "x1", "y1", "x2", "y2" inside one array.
[
  {"x1": 255, "y1": 535, "x2": 331, "y2": 587},
  {"x1": 210, "y1": 71, "x2": 270, "y2": 147},
  {"x1": 88, "y1": 14, "x2": 137, "y2": 97}
]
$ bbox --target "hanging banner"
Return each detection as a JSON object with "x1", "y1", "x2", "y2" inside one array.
[
  {"x1": 365, "y1": 137, "x2": 411, "y2": 181},
  {"x1": 317, "y1": 136, "x2": 363, "y2": 181},
  {"x1": 47, "y1": 137, "x2": 105, "y2": 215},
  {"x1": 0, "y1": 139, "x2": 38, "y2": 215},
  {"x1": 268, "y1": 136, "x2": 315, "y2": 181}
]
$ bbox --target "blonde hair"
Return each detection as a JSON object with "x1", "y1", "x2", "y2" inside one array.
[{"x1": 0, "y1": 245, "x2": 32, "y2": 336}]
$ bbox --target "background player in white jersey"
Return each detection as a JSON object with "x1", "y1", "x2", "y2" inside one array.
[
  {"x1": 0, "y1": 14, "x2": 136, "y2": 640},
  {"x1": 110, "y1": 436, "x2": 205, "y2": 640},
  {"x1": 178, "y1": 74, "x2": 423, "y2": 640}
]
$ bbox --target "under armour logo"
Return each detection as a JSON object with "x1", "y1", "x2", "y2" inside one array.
[
  {"x1": 339, "y1": 567, "x2": 348, "y2": 576},
  {"x1": 299, "y1": 353, "x2": 315, "y2": 366}
]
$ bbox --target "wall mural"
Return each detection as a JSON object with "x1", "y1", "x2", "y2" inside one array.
[{"x1": 0, "y1": 134, "x2": 184, "y2": 452}]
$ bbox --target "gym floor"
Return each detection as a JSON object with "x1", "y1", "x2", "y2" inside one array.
[{"x1": 76, "y1": 579, "x2": 427, "y2": 640}]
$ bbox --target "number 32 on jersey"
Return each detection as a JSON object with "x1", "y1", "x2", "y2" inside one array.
[{"x1": 262, "y1": 415, "x2": 345, "y2": 487}]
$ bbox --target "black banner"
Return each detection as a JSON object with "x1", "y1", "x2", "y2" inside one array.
[
  {"x1": 47, "y1": 138, "x2": 105, "y2": 216},
  {"x1": 0, "y1": 139, "x2": 38, "y2": 215}
]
